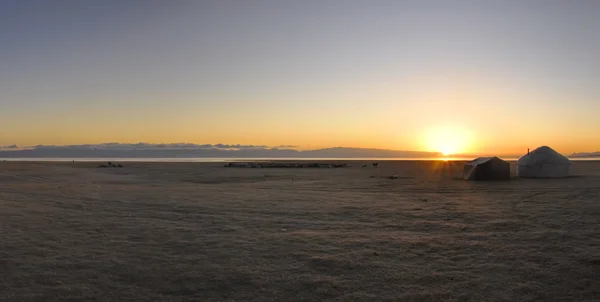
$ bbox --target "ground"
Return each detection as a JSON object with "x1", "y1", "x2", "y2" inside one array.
[{"x1": 1, "y1": 160, "x2": 599, "y2": 301}]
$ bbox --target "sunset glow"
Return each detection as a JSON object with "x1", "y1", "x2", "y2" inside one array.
[{"x1": 423, "y1": 126, "x2": 472, "y2": 156}]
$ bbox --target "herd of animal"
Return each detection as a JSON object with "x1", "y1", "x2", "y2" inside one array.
[
  {"x1": 224, "y1": 162, "x2": 349, "y2": 168},
  {"x1": 97, "y1": 162, "x2": 124, "y2": 168},
  {"x1": 224, "y1": 162, "x2": 382, "y2": 169}
]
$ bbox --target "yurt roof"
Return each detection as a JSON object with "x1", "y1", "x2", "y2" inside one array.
[
  {"x1": 518, "y1": 146, "x2": 571, "y2": 165},
  {"x1": 466, "y1": 156, "x2": 505, "y2": 166}
]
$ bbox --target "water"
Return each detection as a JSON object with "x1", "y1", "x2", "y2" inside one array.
[{"x1": 0, "y1": 157, "x2": 476, "y2": 162}]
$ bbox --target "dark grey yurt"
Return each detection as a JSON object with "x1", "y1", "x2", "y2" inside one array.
[{"x1": 463, "y1": 157, "x2": 510, "y2": 181}]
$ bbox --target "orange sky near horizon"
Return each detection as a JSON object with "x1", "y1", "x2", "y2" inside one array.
[
  {"x1": 1, "y1": 117, "x2": 596, "y2": 156},
  {"x1": 3, "y1": 69, "x2": 599, "y2": 156},
  {"x1": 2, "y1": 76, "x2": 599, "y2": 156}
]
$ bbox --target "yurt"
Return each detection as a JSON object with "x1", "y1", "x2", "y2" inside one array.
[
  {"x1": 516, "y1": 146, "x2": 571, "y2": 178},
  {"x1": 463, "y1": 157, "x2": 511, "y2": 181}
]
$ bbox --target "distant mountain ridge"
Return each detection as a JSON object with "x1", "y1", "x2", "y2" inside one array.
[
  {"x1": 569, "y1": 152, "x2": 600, "y2": 158},
  {"x1": 0, "y1": 143, "x2": 443, "y2": 158}
]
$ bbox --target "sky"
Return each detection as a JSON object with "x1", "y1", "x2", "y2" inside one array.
[{"x1": 1, "y1": 0, "x2": 599, "y2": 155}]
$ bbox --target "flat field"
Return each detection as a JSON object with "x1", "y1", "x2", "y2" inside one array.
[{"x1": 1, "y1": 160, "x2": 599, "y2": 301}]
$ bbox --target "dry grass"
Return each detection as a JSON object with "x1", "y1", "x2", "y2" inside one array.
[{"x1": 1, "y1": 160, "x2": 600, "y2": 301}]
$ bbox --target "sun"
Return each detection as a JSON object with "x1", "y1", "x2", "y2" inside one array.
[{"x1": 423, "y1": 126, "x2": 471, "y2": 156}]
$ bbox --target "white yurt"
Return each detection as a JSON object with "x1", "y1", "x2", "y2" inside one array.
[{"x1": 516, "y1": 146, "x2": 571, "y2": 178}]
